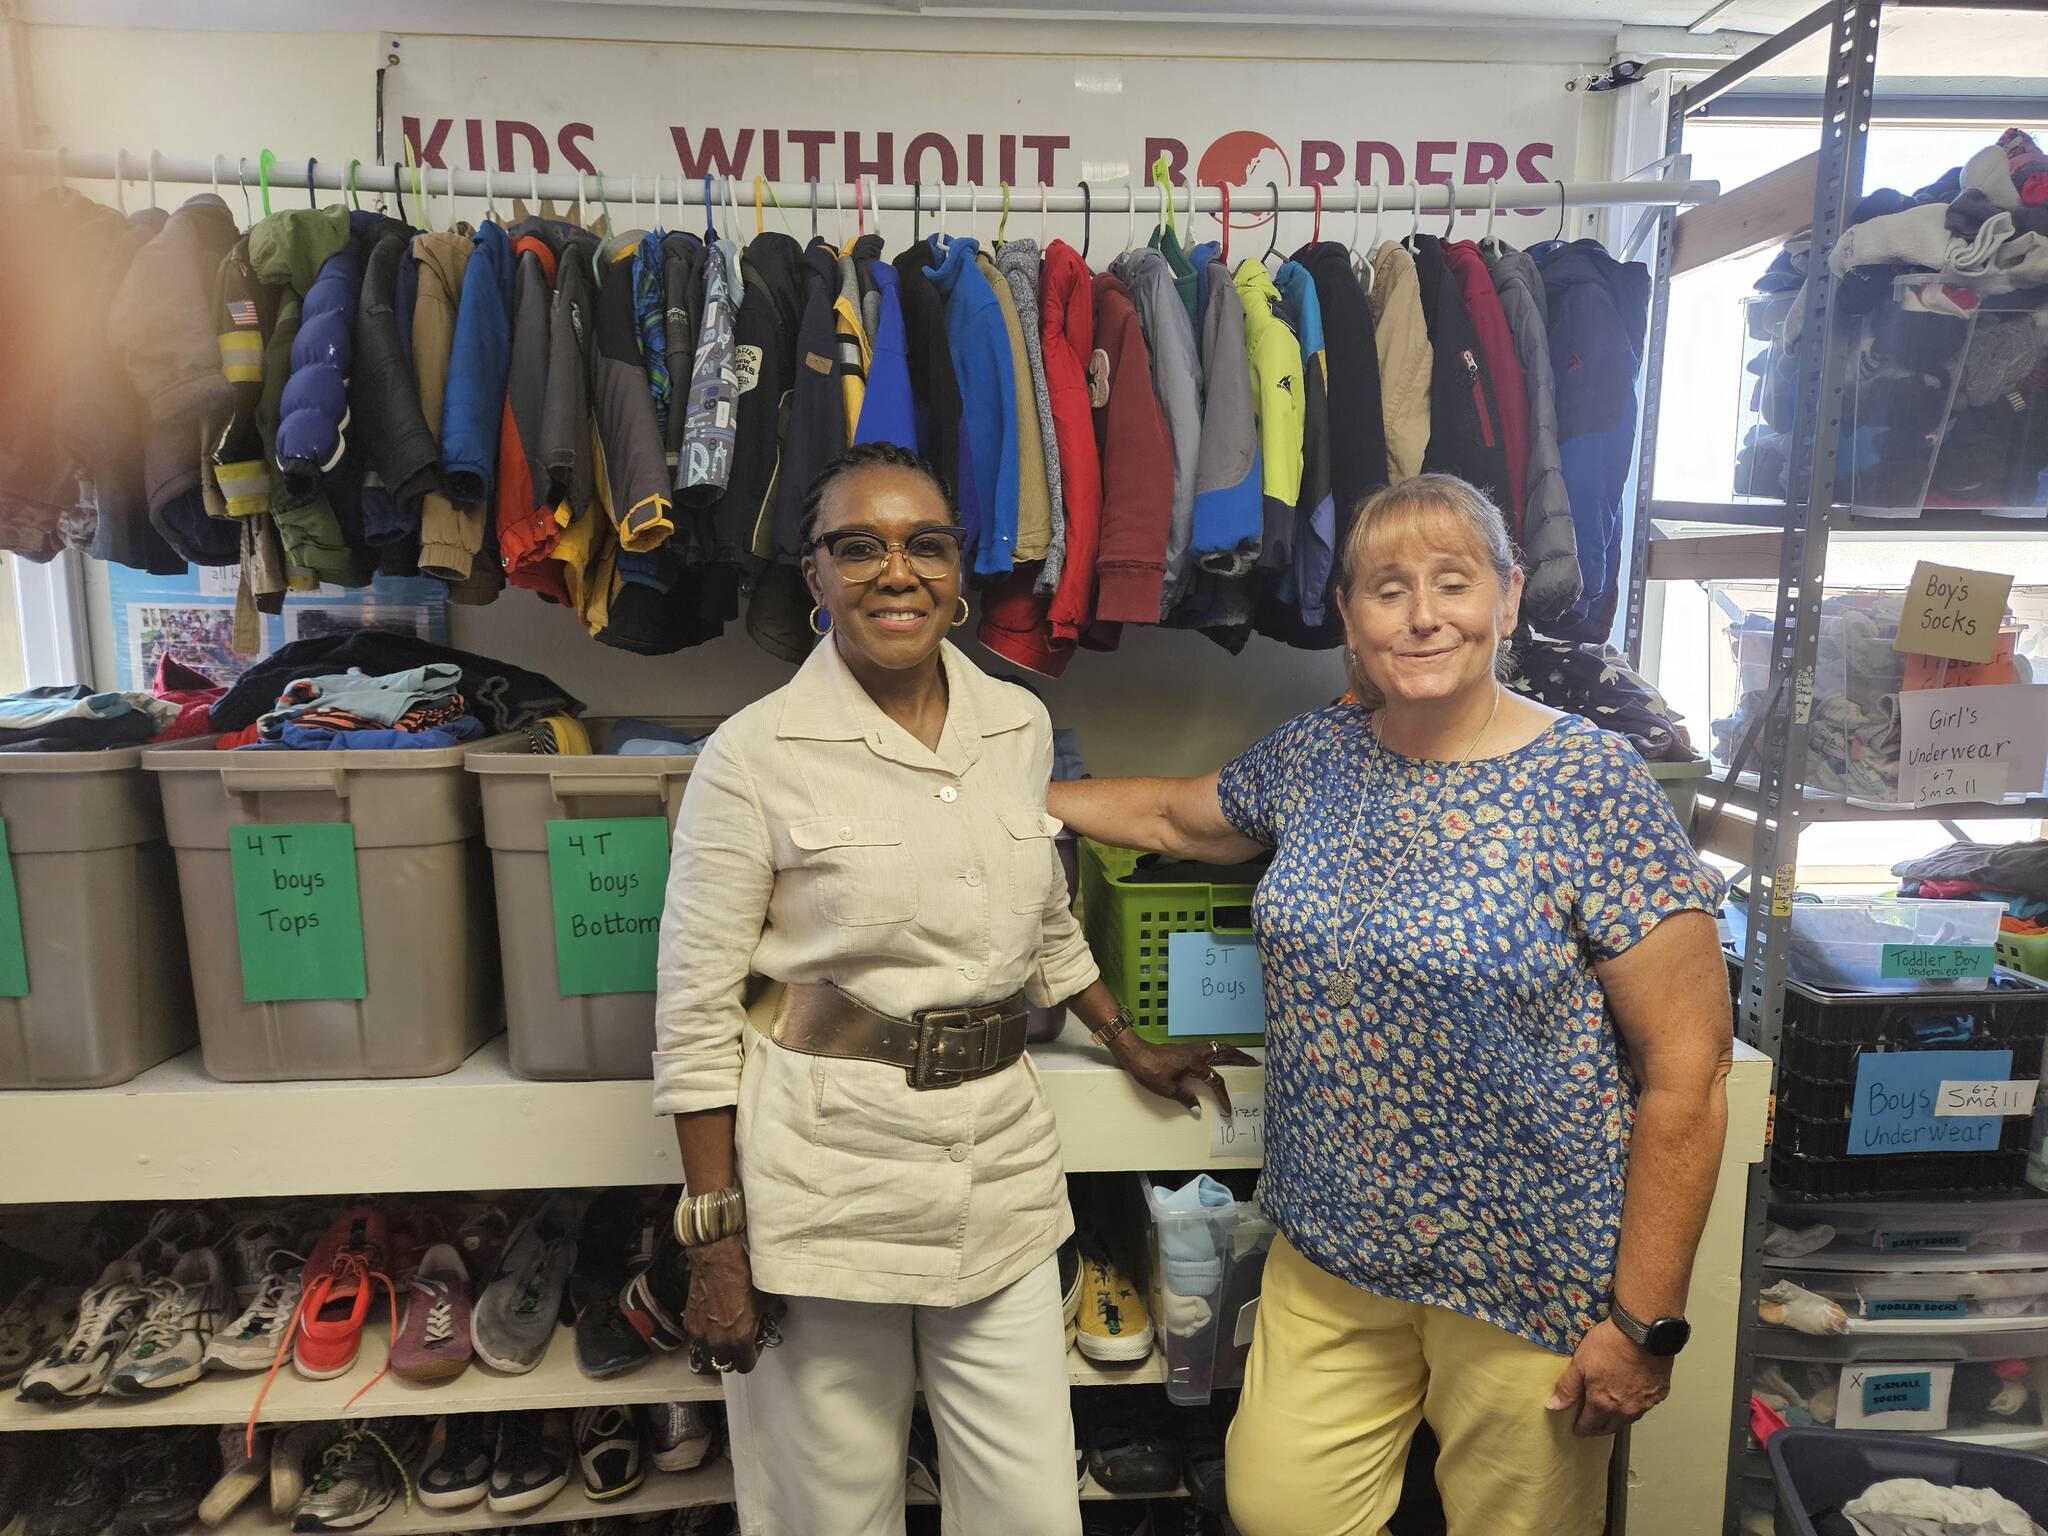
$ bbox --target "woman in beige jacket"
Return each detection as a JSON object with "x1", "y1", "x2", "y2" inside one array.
[{"x1": 653, "y1": 441, "x2": 1246, "y2": 1535}]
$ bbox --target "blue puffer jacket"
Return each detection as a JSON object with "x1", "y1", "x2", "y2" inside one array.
[
  {"x1": 272, "y1": 210, "x2": 375, "y2": 500},
  {"x1": 441, "y1": 219, "x2": 513, "y2": 505}
]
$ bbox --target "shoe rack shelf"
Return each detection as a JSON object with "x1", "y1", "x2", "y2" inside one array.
[
  {"x1": 211, "y1": 1463, "x2": 739, "y2": 1536},
  {"x1": 0, "y1": 1020, "x2": 1263, "y2": 1206}
]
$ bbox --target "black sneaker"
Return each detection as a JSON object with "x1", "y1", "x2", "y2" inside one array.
[
  {"x1": 572, "y1": 1405, "x2": 644, "y2": 1501},
  {"x1": 416, "y1": 1414, "x2": 496, "y2": 1511},
  {"x1": 616, "y1": 1229, "x2": 690, "y2": 1356},
  {"x1": 1083, "y1": 1405, "x2": 1180, "y2": 1498},
  {"x1": 116, "y1": 1428, "x2": 218, "y2": 1536},
  {"x1": 488, "y1": 1411, "x2": 571, "y2": 1515},
  {"x1": 23, "y1": 1433, "x2": 126, "y2": 1536},
  {"x1": 576, "y1": 1293, "x2": 652, "y2": 1379},
  {"x1": 567, "y1": 1192, "x2": 642, "y2": 1321}
]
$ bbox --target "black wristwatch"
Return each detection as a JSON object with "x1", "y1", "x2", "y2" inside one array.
[{"x1": 1609, "y1": 1298, "x2": 1691, "y2": 1358}]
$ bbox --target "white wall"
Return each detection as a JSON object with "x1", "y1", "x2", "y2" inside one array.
[{"x1": 21, "y1": 14, "x2": 1616, "y2": 773}]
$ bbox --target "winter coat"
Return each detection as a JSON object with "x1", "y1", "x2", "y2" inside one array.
[
  {"x1": 660, "y1": 232, "x2": 708, "y2": 474},
  {"x1": 1445, "y1": 241, "x2": 1530, "y2": 531},
  {"x1": 355, "y1": 228, "x2": 441, "y2": 522},
  {"x1": 541, "y1": 230, "x2": 599, "y2": 525},
  {"x1": 207, "y1": 234, "x2": 289, "y2": 611},
  {"x1": 978, "y1": 251, "x2": 1052, "y2": 567},
  {"x1": 498, "y1": 227, "x2": 567, "y2": 604},
  {"x1": 1533, "y1": 238, "x2": 1651, "y2": 645},
  {"x1": 833, "y1": 242, "x2": 872, "y2": 431},
  {"x1": 892, "y1": 242, "x2": 964, "y2": 500},
  {"x1": 1292, "y1": 240, "x2": 1390, "y2": 556},
  {"x1": 1190, "y1": 260, "x2": 1260, "y2": 578},
  {"x1": 1110, "y1": 247, "x2": 1201, "y2": 615},
  {"x1": 1369, "y1": 242, "x2": 1433, "y2": 482},
  {"x1": 433, "y1": 218, "x2": 514, "y2": 583},
  {"x1": 993, "y1": 239, "x2": 1064, "y2": 581},
  {"x1": 854, "y1": 257, "x2": 918, "y2": 456},
  {"x1": 1040, "y1": 240, "x2": 1103, "y2": 649},
  {"x1": 678, "y1": 235, "x2": 744, "y2": 532},
  {"x1": 768, "y1": 241, "x2": 851, "y2": 564},
  {"x1": 1233, "y1": 261, "x2": 1306, "y2": 583},
  {"x1": 409, "y1": 231, "x2": 474, "y2": 579},
  {"x1": 1088, "y1": 273, "x2": 1173, "y2": 634},
  {"x1": 1273, "y1": 260, "x2": 1339, "y2": 634},
  {"x1": 1412, "y1": 235, "x2": 1511, "y2": 514},
  {"x1": 925, "y1": 237, "x2": 1016, "y2": 579},
  {"x1": 592, "y1": 234, "x2": 676, "y2": 556},
  {"x1": 713, "y1": 230, "x2": 803, "y2": 571},
  {"x1": 1490, "y1": 248, "x2": 1582, "y2": 628}
]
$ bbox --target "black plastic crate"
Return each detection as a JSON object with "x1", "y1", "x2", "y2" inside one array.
[
  {"x1": 1771, "y1": 1144, "x2": 2032, "y2": 1200},
  {"x1": 1768, "y1": 1428, "x2": 2048, "y2": 1536}
]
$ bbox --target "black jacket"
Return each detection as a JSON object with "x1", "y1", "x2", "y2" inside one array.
[
  {"x1": 1411, "y1": 234, "x2": 1511, "y2": 513},
  {"x1": 660, "y1": 232, "x2": 708, "y2": 472},
  {"x1": 1292, "y1": 241, "x2": 1389, "y2": 531},
  {"x1": 768, "y1": 240, "x2": 850, "y2": 563},
  {"x1": 353, "y1": 227, "x2": 441, "y2": 519},
  {"x1": 893, "y1": 239, "x2": 964, "y2": 501},
  {"x1": 710, "y1": 231, "x2": 804, "y2": 572},
  {"x1": 543, "y1": 231, "x2": 599, "y2": 520}
]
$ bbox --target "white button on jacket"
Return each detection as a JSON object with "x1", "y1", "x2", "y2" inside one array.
[{"x1": 653, "y1": 638, "x2": 1099, "y2": 1307}]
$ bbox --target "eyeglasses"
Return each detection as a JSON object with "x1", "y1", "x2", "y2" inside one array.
[{"x1": 806, "y1": 525, "x2": 966, "y2": 583}]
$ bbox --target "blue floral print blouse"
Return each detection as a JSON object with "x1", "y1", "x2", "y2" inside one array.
[{"x1": 1217, "y1": 705, "x2": 1722, "y2": 1353}]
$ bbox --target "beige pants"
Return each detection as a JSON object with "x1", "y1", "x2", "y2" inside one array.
[
  {"x1": 725, "y1": 1254, "x2": 1080, "y2": 1536},
  {"x1": 1226, "y1": 1234, "x2": 1613, "y2": 1536}
]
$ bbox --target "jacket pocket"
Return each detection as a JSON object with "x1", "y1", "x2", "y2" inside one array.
[
  {"x1": 997, "y1": 805, "x2": 1061, "y2": 916},
  {"x1": 1462, "y1": 350, "x2": 1497, "y2": 450},
  {"x1": 789, "y1": 816, "x2": 919, "y2": 927}
]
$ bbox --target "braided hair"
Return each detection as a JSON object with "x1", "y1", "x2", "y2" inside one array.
[{"x1": 797, "y1": 442, "x2": 958, "y2": 551}]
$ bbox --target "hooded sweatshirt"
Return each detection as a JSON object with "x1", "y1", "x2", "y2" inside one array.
[
  {"x1": 433, "y1": 218, "x2": 514, "y2": 586},
  {"x1": 1111, "y1": 247, "x2": 1201, "y2": 616},
  {"x1": 978, "y1": 251, "x2": 1052, "y2": 566},
  {"x1": 1272, "y1": 260, "x2": 1338, "y2": 631},
  {"x1": 497, "y1": 225, "x2": 567, "y2": 604},
  {"x1": 1088, "y1": 273, "x2": 1173, "y2": 634},
  {"x1": 853, "y1": 257, "x2": 918, "y2": 455},
  {"x1": 1040, "y1": 240, "x2": 1104, "y2": 648},
  {"x1": 1490, "y1": 247, "x2": 1582, "y2": 628},
  {"x1": 541, "y1": 229, "x2": 600, "y2": 529},
  {"x1": 1189, "y1": 259, "x2": 1261, "y2": 578},
  {"x1": 1232, "y1": 261, "x2": 1306, "y2": 586},
  {"x1": 592, "y1": 234, "x2": 676, "y2": 557},
  {"x1": 994, "y1": 239, "x2": 1065, "y2": 583},
  {"x1": 1369, "y1": 242, "x2": 1433, "y2": 481},
  {"x1": 925, "y1": 237, "x2": 1017, "y2": 579}
]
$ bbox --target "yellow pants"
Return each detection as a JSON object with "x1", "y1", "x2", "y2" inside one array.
[{"x1": 1226, "y1": 1235, "x2": 1613, "y2": 1536}]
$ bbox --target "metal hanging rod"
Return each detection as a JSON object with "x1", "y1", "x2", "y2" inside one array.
[{"x1": 3, "y1": 148, "x2": 1719, "y2": 216}]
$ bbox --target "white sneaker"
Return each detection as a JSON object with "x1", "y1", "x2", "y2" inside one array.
[
  {"x1": 15, "y1": 1260, "x2": 149, "y2": 1401},
  {"x1": 0, "y1": 1277, "x2": 49, "y2": 1388},
  {"x1": 642, "y1": 1400, "x2": 718, "y2": 1473},
  {"x1": 109, "y1": 1247, "x2": 229, "y2": 1394},
  {"x1": 220, "y1": 1219, "x2": 300, "y2": 1307},
  {"x1": 124, "y1": 1208, "x2": 215, "y2": 1279},
  {"x1": 204, "y1": 1253, "x2": 304, "y2": 1373}
]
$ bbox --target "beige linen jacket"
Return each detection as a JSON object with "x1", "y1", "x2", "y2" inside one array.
[
  {"x1": 653, "y1": 636, "x2": 1098, "y2": 1305},
  {"x1": 1369, "y1": 242, "x2": 1434, "y2": 483}
]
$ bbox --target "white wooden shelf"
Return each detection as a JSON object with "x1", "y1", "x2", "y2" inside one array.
[
  {"x1": 0, "y1": 1020, "x2": 1264, "y2": 1204},
  {"x1": 0, "y1": 1334, "x2": 1164, "y2": 1433},
  {"x1": 215, "y1": 1463, "x2": 736, "y2": 1536}
]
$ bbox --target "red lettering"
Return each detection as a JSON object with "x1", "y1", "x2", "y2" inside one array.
[
  {"x1": 966, "y1": 134, "x2": 985, "y2": 185},
  {"x1": 1301, "y1": 139, "x2": 1344, "y2": 186},
  {"x1": 1355, "y1": 141, "x2": 1405, "y2": 185},
  {"x1": 557, "y1": 124, "x2": 596, "y2": 175},
  {"x1": 1414, "y1": 141, "x2": 1456, "y2": 184},
  {"x1": 761, "y1": 129, "x2": 782, "y2": 182},
  {"x1": 844, "y1": 131, "x2": 893, "y2": 183},
  {"x1": 496, "y1": 120, "x2": 549, "y2": 174},
  {"x1": 670, "y1": 126, "x2": 755, "y2": 180},
  {"x1": 903, "y1": 133, "x2": 959, "y2": 185},
  {"x1": 1020, "y1": 135, "x2": 1068, "y2": 185},
  {"x1": 465, "y1": 119, "x2": 487, "y2": 172},
  {"x1": 787, "y1": 129, "x2": 832, "y2": 183},
  {"x1": 401, "y1": 117, "x2": 454, "y2": 168},
  {"x1": 998, "y1": 134, "x2": 1017, "y2": 186},
  {"x1": 1463, "y1": 141, "x2": 1509, "y2": 185},
  {"x1": 1516, "y1": 142, "x2": 1557, "y2": 182},
  {"x1": 1144, "y1": 138, "x2": 1188, "y2": 185}
]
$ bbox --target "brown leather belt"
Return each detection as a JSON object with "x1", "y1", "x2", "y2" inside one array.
[{"x1": 761, "y1": 981, "x2": 1030, "y2": 1090}]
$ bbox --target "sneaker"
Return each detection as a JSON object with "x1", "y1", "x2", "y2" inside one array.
[
  {"x1": 616, "y1": 1228, "x2": 691, "y2": 1356},
  {"x1": 269, "y1": 1424, "x2": 328, "y2": 1519},
  {"x1": 291, "y1": 1421, "x2": 420, "y2": 1533},
  {"x1": 472, "y1": 1201, "x2": 578, "y2": 1375},
  {"x1": 17, "y1": 1260, "x2": 150, "y2": 1401},
  {"x1": 569, "y1": 1192, "x2": 643, "y2": 1318},
  {"x1": 387, "y1": 1202, "x2": 460, "y2": 1288},
  {"x1": 0, "y1": 1277, "x2": 50, "y2": 1388},
  {"x1": 109, "y1": 1247, "x2": 229, "y2": 1394},
  {"x1": 576, "y1": 1292, "x2": 652, "y2": 1379},
  {"x1": 294, "y1": 1208, "x2": 393, "y2": 1380},
  {"x1": 489, "y1": 1411, "x2": 571, "y2": 1515},
  {"x1": 1074, "y1": 1249, "x2": 1155, "y2": 1364},
  {"x1": 416, "y1": 1414, "x2": 496, "y2": 1511},
  {"x1": 1058, "y1": 1239, "x2": 1082, "y2": 1351},
  {"x1": 642, "y1": 1400, "x2": 718, "y2": 1473},
  {"x1": 198, "y1": 1427, "x2": 270, "y2": 1527},
  {"x1": 204, "y1": 1251, "x2": 305, "y2": 1373},
  {"x1": 573, "y1": 1405, "x2": 644, "y2": 1501},
  {"x1": 1083, "y1": 1410, "x2": 1179, "y2": 1498},
  {"x1": 219, "y1": 1219, "x2": 300, "y2": 1308},
  {"x1": 391, "y1": 1244, "x2": 473, "y2": 1383},
  {"x1": 123, "y1": 1208, "x2": 215, "y2": 1280},
  {"x1": 116, "y1": 1427, "x2": 218, "y2": 1536},
  {"x1": 455, "y1": 1205, "x2": 511, "y2": 1284},
  {"x1": 21, "y1": 1433, "x2": 126, "y2": 1536}
]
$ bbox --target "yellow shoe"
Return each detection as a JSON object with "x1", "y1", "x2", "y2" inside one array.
[{"x1": 1075, "y1": 1250, "x2": 1155, "y2": 1363}]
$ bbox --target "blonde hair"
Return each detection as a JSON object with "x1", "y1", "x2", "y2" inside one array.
[{"x1": 1335, "y1": 474, "x2": 1522, "y2": 709}]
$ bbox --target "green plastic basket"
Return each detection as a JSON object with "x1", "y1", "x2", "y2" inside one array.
[
  {"x1": 1997, "y1": 924, "x2": 2048, "y2": 981},
  {"x1": 1078, "y1": 838, "x2": 1266, "y2": 1045}
]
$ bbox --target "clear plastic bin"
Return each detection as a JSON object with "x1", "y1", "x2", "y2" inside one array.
[
  {"x1": 467, "y1": 718, "x2": 720, "y2": 1081},
  {"x1": 1138, "y1": 1174, "x2": 1273, "y2": 1406},
  {"x1": 1755, "y1": 1328, "x2": 2048, "y2": 1438},
  {"x1": 145, "y1": 736, "x2": 509, "y2": 1081},
  {"x1": 1766, "y1": 1199, "x2": 2048, "y2": 1265},
  {"x1": 1725, "y1": 898, "x2": 2005, "y2": 993},
  {"x1": 1767, "y1": 1264, "x2": 2048, "y2": 1327},
  {"x1": 0, "y1": 747, "x2": 194, "y2": 1087}
]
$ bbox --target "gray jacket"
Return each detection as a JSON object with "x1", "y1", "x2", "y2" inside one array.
[
  {"x1": 1490, "y1": 249, "x2": 1581, "y2": 627},
  {"x1": 1111, "y1": 247, "x2": 1201, "y2": 615},
  {"x1": 996, "y1": 239, "x2": 1067, "y2": 593},
  {"x1": 1194, "y1": 264, "x2": 1259, "y2": 577}
]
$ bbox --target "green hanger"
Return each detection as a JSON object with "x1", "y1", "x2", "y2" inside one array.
[
  {"x1": 346, "y1": 159, "x2": 362, "y2": 211},
  {"x1": 1151, "y1": 153, "x2": 1176, "y2": 243},
  {"x1": 257, "y1": 148, "x2": 276, "y2": 217}
]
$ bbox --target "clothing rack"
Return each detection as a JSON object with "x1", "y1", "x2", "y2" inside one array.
[{"x1": 2, "y1": 147, "x2": 1718, "y2": 222}]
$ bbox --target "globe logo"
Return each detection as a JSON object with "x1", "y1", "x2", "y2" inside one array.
[{"x1": 1195, "y1": 132, "x2": 1294, "y2": 230}]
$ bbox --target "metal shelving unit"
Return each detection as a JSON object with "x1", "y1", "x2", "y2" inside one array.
[{"x1": 1624, "y1": 4, "x2": 2048, "y2": 1527}]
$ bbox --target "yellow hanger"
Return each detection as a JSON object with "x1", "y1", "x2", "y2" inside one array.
[
  {"x1": 997, "y1": 181, "x2": 1011, "y2": 245},
  {"x1": 1151, "y1": 152, "x2": 1176, "y2": 243},
  {"x1": 403, "y1": 136, "x2": 426, "y2": 232}
]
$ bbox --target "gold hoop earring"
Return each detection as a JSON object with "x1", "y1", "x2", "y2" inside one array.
[
  {"x1": 951, "y1": 597, "x2": 970, "y2": 628},
  {"x1": 808, "y1": 605, "x2": 830, "y2": 637}
]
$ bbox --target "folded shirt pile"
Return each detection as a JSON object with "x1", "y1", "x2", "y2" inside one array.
[
  {"x1": 218, "y1": 662, "x2": 486, "y2": 751},
  {"x1": 0, "y1": 684, "x2": 178, "y2": 752}
]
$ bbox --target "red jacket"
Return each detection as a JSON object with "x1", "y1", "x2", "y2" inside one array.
[
  {"x1": 1445, "y1": 241, "x2": 1528, "y2": 535},
  {"x1": 1085, "y1": 272, "x2": 1171, "y2": 646}
]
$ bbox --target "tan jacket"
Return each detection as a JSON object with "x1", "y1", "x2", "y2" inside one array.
[
  {"x1": 979, "y1": 253, "x2": 1053, "y2": 563},
  {"x1": 1369, "y1": 243, "x2": 1433, "y2": 482},
  {"x1": 410, "y1": 231, "x2": 477, "y2": 580},
  {"x1": 653, "y1": 637, "x2": 1097, "y2": 1306}
]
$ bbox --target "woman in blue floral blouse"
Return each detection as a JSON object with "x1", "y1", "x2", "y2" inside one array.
[{"x1": 1050, "y1": 475, "x2": 1731, "y2": 1536}]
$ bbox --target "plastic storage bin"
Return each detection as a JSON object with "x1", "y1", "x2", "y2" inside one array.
[
  {"x1": 1735, "y1": 962, "x2": 2048, "y2": 1199},
  {"x1": 1768, "y1": 1429, "x2": 2048, "y2": 1536},
  {"x1": 0, "y1": 747, "x2": 194, "y2": 1088},
  {"x1": 1647, "y1": 758, "x2": 1710, "y2": 829},
  {"x1": 1765, "y1": 1199, "x2": 2048, "y2": 1264},
  {"x1": 146, "y1": 736, "x2": 509, "y2": 1081},
  {"x1": 1138, "y1": 1174, "x2": 1274, "y2": 1405},
  {"x1": 1080, "y1": 840, "x2": 1267, "y2": 1045},
  {"x1": 468, "y1": 719, "x2": 720, "y2": 1080},
  {"x1": 1724, "y1": 898, "x2": 2005, "y2": 993},
  {"x1": 1755, "y1": 1326, "x2": 2048, "y2": 1439},
  {"x1": 1766, "y1": 1263, "x2": 2048, "y2": 1327},
  {"x1": 1999, "y1": 924, "x2": 2048, "y2": 982}
]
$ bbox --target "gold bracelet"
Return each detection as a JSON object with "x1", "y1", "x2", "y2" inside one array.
[
  {"x1": 1089, "y1": 1005, "x2": 1135, "y2": 1049},
  {"x1": 674, "y1": 1185, "x2": 747, "y2": 1247}
]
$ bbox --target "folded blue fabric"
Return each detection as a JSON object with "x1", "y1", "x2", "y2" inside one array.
[
  {"x1": 1154, "y1": 1174, "x2": 1235, "y2": 1294},
  {"x1": 604, "y1": 718, "x2": 712, "y2": 756},
  {"x1": 267, "y1": 715, "x2": 486, "y2": 751}
]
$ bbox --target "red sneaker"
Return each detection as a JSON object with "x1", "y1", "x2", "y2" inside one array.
[{"x1": 293, "y1": 1208, "x2": 391, "y2": 1379}]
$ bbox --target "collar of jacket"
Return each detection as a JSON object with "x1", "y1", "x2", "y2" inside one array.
[{"x1": 776, "y1": 635, "x2": 1033, "y2": 775}]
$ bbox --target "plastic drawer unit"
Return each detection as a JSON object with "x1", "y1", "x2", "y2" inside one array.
[
  {"x1": 1138, "y1": 1174, "x2": 1274, "y2": 1406},
  {"x1": 468, "y1": 719, "x2": 719, "y2": 1080},
  {"x1": 146, "y1": 736, "x2": 511, "y2": 1081},
  {"x1": 1754, "y1": 1325, "x2": 2048, "y2": 1440},
  {"x1": 0, "y1": 746, "x2": 193, "y2": 1087},
  {"x1": 1766, "y1": 1198, "x2": 2048, "y2": 1265}
]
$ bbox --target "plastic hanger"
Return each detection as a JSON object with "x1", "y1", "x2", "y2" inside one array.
[
  {"x1": 258, "y1": 148, "x2": 275, "y2": 217},
  {"x1": 1124, "y1": 180, "x2": 1136, "y2": 255},
  {"x1": 1480, "y1": 180, "x2": 1502, "y2": 257},
  {"x1": 1442, "y1": 180, "x2": 1459, "y2": 240},
  {"x1": 1039, "y1": 182, "x2": 1049, "y2": 246},
  {"x1": 147, "y1": 150, "x2": 160, "y2": 211},
  {"x1": 1077, "y1": 181, "x2": 1091, "y2": 262},
  {"x1": 855, "y1": 175, "x2": 867, "y2": 242},
  {"x1": 113, "y1": 148, "x2": 128, "y2": 215},
  {"x1": 306, "y1": 158, "x2": 318, "y2": 209},
  {"x1": 1312, "y1": 181, "x2": 1322, "y2": 246},
  {"x1": 597, "y1": 170, "x2": 614, "y2": 237},
  {"x1": 1404, "y1": 182, "x2": 1421, "y2": 249},
  {"x1": 833, "y1": 182, "x2": 846, "y2": 248},
  {"x1": 403, "y1": 138, "x2": 424, "y2": 231},
  {"x1": 936, "y1": 181, "x2": 948, "y2": 246},
  {"x1": 912, "y1": 180, "x2": 924, "y2": 246},
  {"x1": 393, "y1": 164, "x2": 407, "y2": 227},
  {"x1": 995, "y1": 181, "x2": 1010, "y2": 246},
  {"x1": 1553, "y1": 180, "x2": 1569, "y2": 243},
  {"x1": 727, "y1": 176, "x2": 743, "y2": 245},
  {"x1": 704, "y1": 174, "x2": 717, "y2": 243},
  {"x1": 484, "y1": 164, "x2": 501, "y2": 225},
  {"x1": 1219, "y1": 182, "x2": 1232, "y2": 267},
  {"x1": 1262, "y1": 182, "x2": 1281, "y2": 269},
  {"x1": 1351, "y1": 182, "x2": 1376, "y2": 295},
  {"x1": 345, "y1": 159, "x2": 362, "y2": 211},
  {"x1": 968, "y1": 184, "x2": 980, "y2": 245},
  {"x1": 806, "y1": 179, "x2": 819, "y2": 241},
  {"x1": 754, "y1": 176, "x2": 767, "y2": 237}
]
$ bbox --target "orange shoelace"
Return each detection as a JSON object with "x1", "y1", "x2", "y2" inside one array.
[{"x1": 245, "y1": 1248, "x2": 399, "y2": 1456}]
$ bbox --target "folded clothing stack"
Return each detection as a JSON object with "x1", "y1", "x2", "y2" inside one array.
[
  {"x1": 600, "y1": 719, "x2": 713, "y2": 757},
  {"x1": 217, "y1": 662, "x2": 487, "y2": 751},
  {"x1": 0, "y1": 684, "x2": 179, "y2": 752}
]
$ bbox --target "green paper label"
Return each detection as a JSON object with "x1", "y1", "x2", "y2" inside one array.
[
  {"x1": 229, "y1": 824, "x2": 367, "y2": 1002},
  {"x1": 0, "y1": 821, "x2": 26, "y2": 998},
  {"x1": 547, "y1": 817, "x2": 670, "y2": 996},
  {"x1": 1881, "y1": 943, "x2": 1998, "y2": 980}
]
